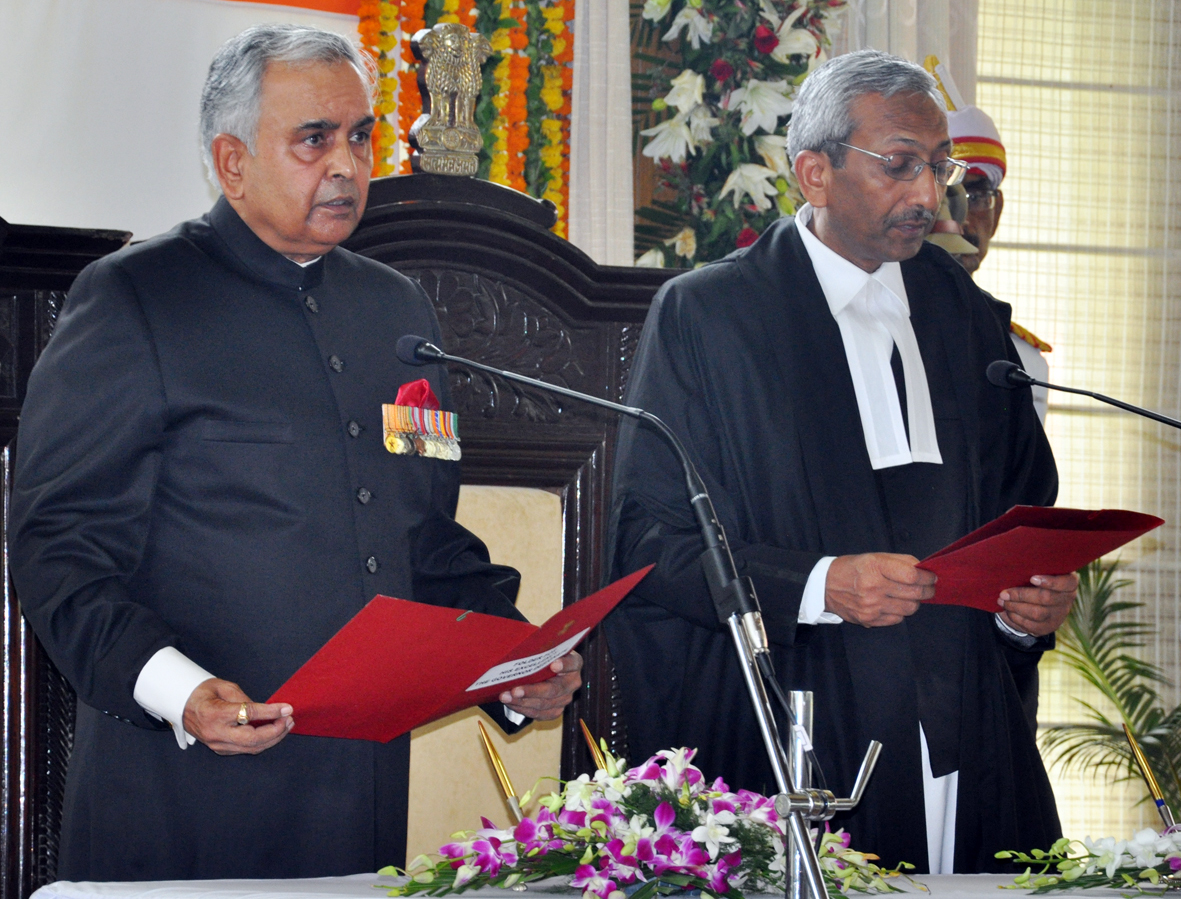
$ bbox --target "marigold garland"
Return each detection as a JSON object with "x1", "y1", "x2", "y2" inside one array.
[
  {"x1": 360, "y1": 0, "x2": 574, "y2": 235},
  {"x1": 358, "y1": 1, "x2": 401, "y2": 177}
]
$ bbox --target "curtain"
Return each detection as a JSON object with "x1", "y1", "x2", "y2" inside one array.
[
  {"x1": 973, "y1": 0, "x2": 1180, "y2": 839},
  {"x1": 568, "y1": 0, "x2": 634, "y2": 266},
  {"x1": 833, "y1": 0, "x2": 979, "y2": 104}
]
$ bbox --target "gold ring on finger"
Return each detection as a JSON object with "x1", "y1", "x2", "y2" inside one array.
[{"x1": 236, "y1": 702, "x2": 249, "y2": 726}]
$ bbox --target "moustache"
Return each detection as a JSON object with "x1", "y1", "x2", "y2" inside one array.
[
  {"x1": 314, "y1": 185, "x2": 361, "y2": 208},
  {"x1": 885, "y1": 208, "x2": 935, "y2": 229}
]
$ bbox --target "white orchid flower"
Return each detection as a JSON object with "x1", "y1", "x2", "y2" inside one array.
[
  {"x1": 663, "y1": 7, "x2": 713, "y2": 49},
  {"x1": 727, "y1": 79, "x2": 794, "y2": 136},
  {"x1": 562, "y1": 773, "x2": 598, "y2": 811},
  {"x1": 665, "y1": 70, "x2": 706, "y2": 113},
  {"x1": 641, "y1": 0, "x2": 673, "y2": 22},
  {"x1": 635, "y1": 248, "x2": 666, "y2": 268},
  {"x1": 641, "y1": 112, "x2": 695, "y2": 163},
  {"x1": 665, "y1": 227, "x2": 697, "y2": 261},
  {"x1": 719, "y1": 163, "x2": 779, "y2": 211},
  {"x1": 755, "y1": 134, "x2": 791, "y2": 176},
  {"x1": 691, "y1": 810, "x2": 737, "y2": 860}
]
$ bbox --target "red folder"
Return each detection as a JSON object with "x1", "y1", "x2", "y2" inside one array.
[
  {"x1": 268, "y1": 566, "x2": 651, "y2": 742},
  {"x1": 918, "y1": 506, "x2": 1163, "y2": 612}
]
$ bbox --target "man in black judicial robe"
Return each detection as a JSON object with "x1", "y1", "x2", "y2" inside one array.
[
  {"x1": 605, "y1": 51, "x2": 1076, "y2": 874},
  {"x1": 8, "y1": 25, "x2": 580, "y2": 881}
]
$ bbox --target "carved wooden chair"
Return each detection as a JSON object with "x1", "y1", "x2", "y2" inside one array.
[{"x1": 0, "y1": 184, "x2": 674, "y2": 895}]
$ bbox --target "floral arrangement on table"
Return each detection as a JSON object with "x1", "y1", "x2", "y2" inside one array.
[
  {"x1": 357, "y1": 0, "x2": 575, "y2": 236},
  {"x1": 997, "y1": 831, "x2": 1181, "y2": 894},
  {"x1": 632, "y1": 0, "x2": 847, "y2": 267},
  {"x1": 380, "y1": 746, "x2": 912, "y2": 898}
]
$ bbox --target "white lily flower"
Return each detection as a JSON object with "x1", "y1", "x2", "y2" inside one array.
[
  {"x1": 691, "y1": 810, "x2": 737, "y2": 860},
  {"x1": 641, "y1": 0, "x2": 673, "y2": 22},
  {"x1": 665, "y1": 227, "x2": 697, "y2": 261},
  {"x1": 641, "y1": 112, "x2": 695, "y2": 163},
  {"x1": 719, "y1": 163, "x2": 780, "y2": 211},
  {"x1": 759, "y1": 0, "x2": 783, "y2": 28},
  {"x1": 755, "y1": 134, "x2": 791, "y2": 176},
  {"x1": 770, "y1": 7, "x2": 817, "y2": 64},
  {"x1": 635, "y1": 248, "x2": 666, "y2": 268},
  {"x1": 728, "y1": 79, "x2": 794, "y2": 136},
  {"x1": 665, "y1": 70, "x2": 705, "y2": 113},
  {"x1": 687, "y1": 105, "x2": 720, "y2": 143},
  {"x1": 663, "y1": 7, "x2": 713, "y2": 49}
]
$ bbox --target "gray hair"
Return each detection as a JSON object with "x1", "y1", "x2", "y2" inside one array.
[
  {"x1": 199, "y1": 23, "x2": 375, "y2": 188},
  {"x1": 787, "y1": 49, "x2": 945, "y2": 170}
]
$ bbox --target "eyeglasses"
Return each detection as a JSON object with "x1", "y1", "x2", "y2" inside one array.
[
  {"x1": 836, "y1": 143, "x2": 968, "y2": 187},
  {"x1": 965, "y1": 188, "x2": 998, "y2": 211}
]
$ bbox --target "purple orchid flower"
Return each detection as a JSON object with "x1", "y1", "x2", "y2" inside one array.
[{"x1": 571, "y1": 864, "x2": 619, "y2": 899}]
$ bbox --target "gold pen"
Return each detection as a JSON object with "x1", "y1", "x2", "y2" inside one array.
[
  {"x1": 1123, "y1": 722, "x2": 1176, "y2": 829},
  {"x1": 580, "y1": 718, "x2": 607, "y2": 772},
  {"x1": 477, "y1": 719, "x2": 523, "y2": 823}
]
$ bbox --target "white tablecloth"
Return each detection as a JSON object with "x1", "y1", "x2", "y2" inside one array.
[{"x1": 30, "y1": 873, "x2": 1130, "y2": 899}]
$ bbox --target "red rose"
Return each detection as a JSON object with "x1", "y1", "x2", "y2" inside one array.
[
  {"x1": 753, "y1": 24, "x2": 779, "y2": 55},
  {"x1": 710, "y1": 58, "x2": 735, "y2": 82},
  {"x1": 736, "y1": 227, "x2": 759, "y2": 248}
]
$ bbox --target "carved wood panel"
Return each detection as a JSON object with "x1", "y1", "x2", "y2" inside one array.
[{"x1": 1, "y1": 289, "x2": 73, "y2": 899}]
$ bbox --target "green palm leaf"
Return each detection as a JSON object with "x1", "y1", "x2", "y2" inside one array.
[{"x1": 1040, "y1": 561, "x2": 1181, "y2": 813}]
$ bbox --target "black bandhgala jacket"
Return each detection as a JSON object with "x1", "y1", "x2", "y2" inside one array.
[{"x1": 10, "y1": 198, "x2": 524, "y2": 881}]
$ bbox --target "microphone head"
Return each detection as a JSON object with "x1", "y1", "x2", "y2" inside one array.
[
  {"x1": 986, "y1": 360, "x2": 1031, "y2": 388},
  {"x1": 396, "y1": 334, "x2": 443, "y2": 366}
]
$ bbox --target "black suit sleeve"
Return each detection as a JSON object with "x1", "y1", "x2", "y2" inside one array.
[{"x1": 9, "y1": 260, "x2": 179, "y2": 726}]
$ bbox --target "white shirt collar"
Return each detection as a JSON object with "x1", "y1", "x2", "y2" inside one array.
[
  {"x1": 795, "y1": 203, "x2": 908, "y2": 317},
  {"x1": 794, "y1": 203, "x2": 942, "y2": 470}
]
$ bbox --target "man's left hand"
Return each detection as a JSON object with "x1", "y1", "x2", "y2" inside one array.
[
  {"x1": 998, "y1": 572, "x2": 1079, "y2": 637},
  {"x1": 499, "y1": 651, "x2": 582, "y2": 720}
]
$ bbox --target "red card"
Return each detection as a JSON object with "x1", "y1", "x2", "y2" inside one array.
[
  {"x1": 918, "y1": 506, "x2": 1163, "y2": 612},
  {"x1": 268, "y1": 566, "x2": 651, "y2": 742}
]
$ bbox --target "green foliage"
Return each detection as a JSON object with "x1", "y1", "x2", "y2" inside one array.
[{"x1": 1040, "y1": 560, "x2": 1181, "y2": 813}]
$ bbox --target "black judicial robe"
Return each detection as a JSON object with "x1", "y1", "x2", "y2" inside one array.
[
  {"x1": 605, "y1": 217, "x2": 1060, "y2": 873},
  {"x1": 9, "y1": 198, "x2": 525, "y2": 881}
]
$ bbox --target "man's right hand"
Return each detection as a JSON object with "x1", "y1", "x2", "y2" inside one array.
[
  {"x1": 824, "y1": 553, "x2": 936, "y2": 627},
  {"x1": 182, "y1": 677, "x2": 294, "y2": 755}
]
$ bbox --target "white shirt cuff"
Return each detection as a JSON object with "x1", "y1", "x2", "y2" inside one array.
[
  {"x1": 503, "y1": 706, "x2": 525, "y2": 725},
  {"x1": 133, "y1": 646, "x2": 215, "y2": 750},
  {"x1": 994, "y1": 612, "x2": 1033, "y2": 639},
  {"x1": 800, "y1": 556, "x2": 843, "y2": 624}
]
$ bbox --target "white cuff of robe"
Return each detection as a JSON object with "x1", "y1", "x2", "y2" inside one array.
[
  {"x1": 504, "y1": 707, "x2": 525, "y2": 725},
  {"x1": 133, "y1": 646, "x2": 215, "y2": 750},
  {"x1": 799, "y1": 556, "x2": 842, "y2": 625}
]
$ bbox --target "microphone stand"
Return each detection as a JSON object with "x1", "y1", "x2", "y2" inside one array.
[{"x1": 403, "y1": 338, "x2": 882, "y2": 899}]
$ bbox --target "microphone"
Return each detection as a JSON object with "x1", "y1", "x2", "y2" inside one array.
[
  {"x1": 986, "y1": 360, "x2": 1035, "y2": 388},
  {"x1": 396, "y1": 334, "x2": 445, "y2": 366},
  {"x1": 985, "y1": 359, "x2": 1181, "y2": 429}
]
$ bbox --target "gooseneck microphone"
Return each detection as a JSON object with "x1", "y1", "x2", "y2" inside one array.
[{"x1": 986, "y1": 359, "x2": 1181, "y2": 429}]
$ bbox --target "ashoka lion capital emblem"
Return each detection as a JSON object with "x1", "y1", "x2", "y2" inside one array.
[{"x1": 409, "y1": 23, "x2": 493, "y2": 176}]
